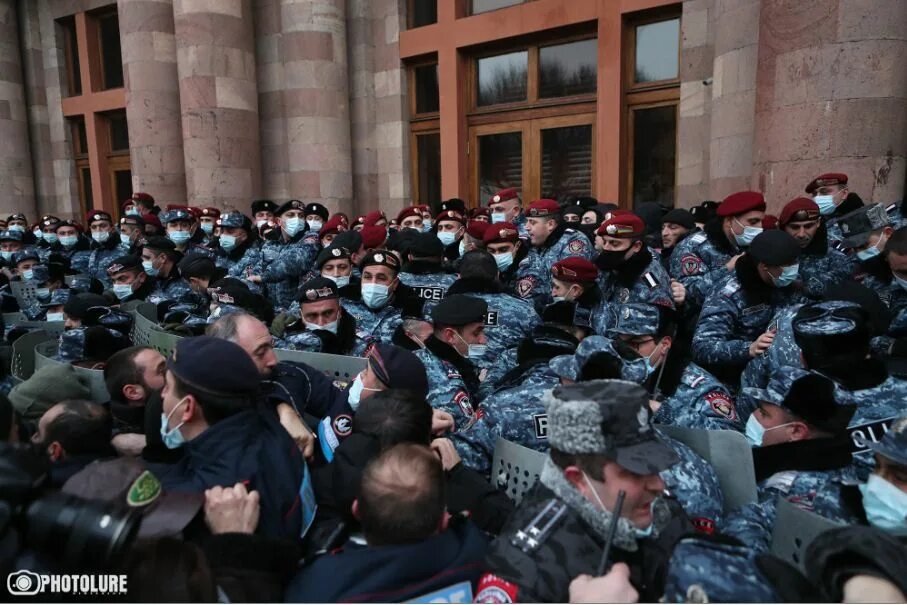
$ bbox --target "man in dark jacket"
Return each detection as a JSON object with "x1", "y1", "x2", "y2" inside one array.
[
  {"x1": 287, "y1": 443, "x2": 490, "y2": 603},
  {"x1": 476, "y1": 380, "x2": 691, "y2": 603}
]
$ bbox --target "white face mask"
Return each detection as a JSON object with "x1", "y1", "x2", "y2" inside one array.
[
  {"x1": 325, "y1": 274, "x2": 350, "y2": 288},
  {"x1": 46, "y1": 311, "x2": 64, "y2": 322},
  {"x1": 733, "y1": 218, "x2": 762, "y2": 247},
  {"x1": 305, "y1": 319, "x2": 339, "y2": 334},
  {"x1": 92, "y1": 230, "x2": 110, "y2": 244},
  {"x1": 744, "y1": 414, "x2": 795, "y2": 447},
  {"x1": 308, "y1": 220, "x2": 323, "y2": 232},
  {"x1": 437, "y1": 231, "x2": 457, "y2": 246}
]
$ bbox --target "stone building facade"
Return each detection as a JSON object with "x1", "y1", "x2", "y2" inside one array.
[{"x1": 0, "y1": 0, "x2": 903, "y2": 222}]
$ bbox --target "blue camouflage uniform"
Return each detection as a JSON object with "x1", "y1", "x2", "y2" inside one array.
[
  {"x1": 656, "y1": 363, "x2": 744, "y2": 432},
  {"x1": 592, "y1": 248, "x2": 674, "y2": 335},
  {"x1": 50, "y1": 237, "x2": 92, "y2": 275},
  {"x1": 514, "y1": 225, "x2": 591, "y2": 308},
  {"x1": 258, "y1": 234, "x2": 318, "y2": 311},
  {"x1": 147, "y1": 272, "x2": 195, "y2": 306},
  {"x1": 795, "y1": 235, "x2": 855, "y2": 300},
  {"x1": 397, "y1": 260, "x2": 457, "y2": 312},
  {"x1": 413, "y1": 340, "x2": 481, "y2": 431},
  {"x1": 280, "y1": 314, "x2": 376, "y2": 358},
  {"x1": 340, "y1": 287, "x2": 419, "y2": 345},
  {"x1": 668, "y1": 222, "x2": 741, "y2": 309}
]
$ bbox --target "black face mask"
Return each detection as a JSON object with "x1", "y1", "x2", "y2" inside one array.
[
  {"x1": 577, "y1": 224, "x2": 598, "y2": 241},
  {"x1": 594, "y1": 248, "x2": 630, "y2": 271}
]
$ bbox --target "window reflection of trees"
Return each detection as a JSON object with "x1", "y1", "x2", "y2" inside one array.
[
  {"x1": 478, "y1": 55, "x2": 527, "y2": 106},
  {"x1": 541, "y1": 126, "x2": 592, "y2": 203}
]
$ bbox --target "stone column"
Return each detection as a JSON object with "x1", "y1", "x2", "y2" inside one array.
[
  {"x1": 255, "y1": 0, "x2": 289, "y2": 200},
  {"x1": 173, "y1": 0, "x2": 260, "y2": 210},
  {"x1": 280, "y1": 0, "x2": 352, "y2": 215},
  {"x1": 708, "y1": 0, "x2": 760, "y2": 200},
  {"x1": 118, "y1": 0, "x2": 187, "y2": 206},
  {"x1": 0, "y1": 0, "x2": 37, "y2": 216},
  {"x1": 751, "y1": 0, "x2": 907, "y2": 211}
]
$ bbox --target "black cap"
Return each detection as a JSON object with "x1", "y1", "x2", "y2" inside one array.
[
  {"x1": 106, "y1": 255, "x2": 143, "y2": 276},
  {"x1": 332, "y1": 230, "x2": 363, "y2": 252},
  {"x1": 63, "y1": 293, "x2": 111, "y2": 320},
  {"x1": 662, "y1": 209, "x2": 695, "y2": 230},
  {"x1": 408, "y1": 232, "x2": 444, "y2": 258},
  {"x1": 385, "y1": 228, "x2": 421, "y2": 257},
  {"x1": 167, "y1": 336, "x2": 260, "y2": 397},
  {"x1": 439, "y1": 198, "x2": 466, "y2": 215},
  {"x1": 298, "y1": 277, "x2": 339, "y2": 303},
  {"x1": 178, "y1": 253, "x2": 216, "y2": 279},
  {"x1": 777, "y1": 372, "x2": 855, "y2": 434},
  {"x1": 430, "y1": 294, "x2": 487, "y2": 326},
  {"x1": 366, "y1": 343, "x2": 429, "y2": 399},
  {"x1": 822, "y1": 281, "x2": 891, "y2": 337},
  {"x1": 360, "y1": 249, "x2": 401, "y2": 274},
  {"x1": 250, "y1": 199, "x2": 278, "y2": 215},
  {"x1": 542, "y1": 300, "x2": 593, "y2": 330},
  {"x1": 304, "y1": 203, "x2": 329, "y2": 221},
  {"x1": 276, "y1": 199, "x2": 305, "y2": 216},
  {"x1": 748, "y1": 230, "x2": 800, "y2": 266},
  {"x1": 315, "y1": 245, "x2": 352, "y2": 269},
  {"x1": 143, "y1": 236, "x2": 176, "y2": 255}
]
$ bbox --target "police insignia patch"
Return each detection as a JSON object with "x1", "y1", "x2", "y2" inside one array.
[
  {"x1": 332, "y1": 414, "x2": 352, "y2": 437},
  {"x1": 704, "y1": 391, "x2": 736, "y2": 420},
  {"x1": 618, "y1": 288, "x2": 630, "y2": 303},
  {"x1": 475, "y1": 575, "x2": 518, "y2": 604},
  {"x1": 127, "y1": 471, "x2": 162, "y2": 507},
  {"x1": 567, "y1": 239, "x2": 586, "y2": 254},
  {"x1": 516, "y1": 276, "x2": 536, "y2": 298},
  {"x1": 454, "y1": 390, "x2": 473, "y2": 417},
  {"x1": 680, "y1": 254, "x2": 702, "y2": 276}
]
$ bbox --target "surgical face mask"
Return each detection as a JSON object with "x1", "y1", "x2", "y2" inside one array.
[
  {"x1": 491, "y1": 212, "x2": 507, "y2": 224},
  {"x1": 308, "y1": 220, "x2": 323, "y2": 233},
  {"x1": 493, "y1": 251, "x2": 514, "y2": 272},
  {"x1": 814, "y1": 194, "x2": 837, "y2": 216},
  {"x1": 113, "y1": 283, "x2": 134, "y2": 300},
  {"x1": 126, "y1": 208, "x2": 142, "y2": 217},
  {"x1": 143, "y1": 259, "x2": 159, "y2": 277},
  {"x1": 59, "y1": 235, "x2": 78, "y2": 247},
  {"x1": 437, "y1": 231, "x2": 457, "y2": 247},
  {"x1": 256, "y1": 219, "x2": 268, "y2": 228},
  {"x1": 745, "y1": 414, "x2": 794, "y2": 447},
  {"x1": 35, "y1": 288, "x2": 50, "y2": 299},
  {"x1": 643, "y1": 343, "x2": 663, "y2": 378},
  {"x1": 33, "y1": 229, "x2": 42, "y2": 240},
  {"x1": 361, "y1": 282, "x2": 391, "y2": 309},
  {"x1": 454, "y1": 330, "x2": 486, "y2": 360},
  {"x1": 859, "y1": 474, "x2": 907, "y2": 535},
  {"x1": 92, "y1": 230, "x2": 110, "y2": 244},
  {"x1": 0, "y1": 251, "x2": 11, "y2": 262},
  {"x1": 347, "y1": 372, "x2": 381, "y2": 411},
  {"x1": 733, "y1": 218, "x2": 762, "y2": 247},
  {"x1": 306, "y1": 319, "x2": 338, "y2": 334},
  {"x1": 46, "y1": 312, "x2": 64, "y2": 322},
  {"x1": 895, "y1": 275, "x2": 907, "y2": 292},
  {"x1": 770, "y1": 264, "x2": 799, "y2": 288},
  {"x1": 200, "y1": 222, "x2": 214, "y2": 235},
  {"x1": 168, "y1": 230, "x2": 191, "y2": 245},
  {"x1": 8, "y1": 225, "x2": 24, "y2": 233},
  {"x1": 283, "y1": 217, "x2": 302, "y2": 237},
  {"x1": 219, "y1": 234, "x2": 237, "y2": 251},
  {"x1": 43, "y1": 232, "x2": 57, "y2": 245},
  {"x1": 458, "y1": 240, "x2": 466, "y2": 258},
  {"x1": 856, "y1": 237, "x2": 885, "y2": 261},
  {"x1": 160, "y1": 398, "x2": 187, "y2": 449},
  {"x1": 325, "y1": 274, "x2": 350, "y2": 288},
  {"x1": 21, "y1": 269, "x2": 34, "y2": 281},
  {"x1": 422, "y1": 219, "x2": 433, "y2": 232}
]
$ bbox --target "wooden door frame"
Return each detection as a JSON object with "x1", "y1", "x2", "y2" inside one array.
[
  {"x1": 624, "y1": 99, "x2": 678, "y2": 208},
  {"x1": 468, "y1": 121, "x2": 531, "y2": 207}
]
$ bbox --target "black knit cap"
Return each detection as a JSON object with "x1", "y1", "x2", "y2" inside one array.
[
  {"x1": 430, "y1": 294, "x2": 487, "y2": 327},
  {"x1": 748, "y1": 230, "x2": 800, "y2": 266},
  {"x1": 178, "y1": 253, "x2": 216, "y2": 279},
  {"x1": 662, "y1": 209, "x2": 695, "y2": 230},
  {"x1": 167, "y1": 336, "x2": 260, "y2": 397}
]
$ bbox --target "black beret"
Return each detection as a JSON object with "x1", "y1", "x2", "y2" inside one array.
[
  {"x1": 430, "y1": 294, "x2": 488, "y2": 326},
  {"x1": 661, "y1": 209, "x2": 695, "y2": 230},
  {"x1": 315, "y1": 245, "x2": 352, "y2": 269},
  {"x1": 332, "y1": 230, "x2": 363, "y2": 252},
  {"x1": 276, "y1": 199, "x2": 305, "y2": 216},
  {"x1": 298, "y1": 276, "x2": 339, "y2": 303},
  {"x1": 748, "y1": 230, "x2": 800, "y2": 266},
  {"x1": 439, "y1": 198, "x2": 467, "y2": 215},
  {"x1": 304, "y1": 203, "x2": 329, "y2": 221},
  {"x1": 250, "y1": 199, "x2": 278, "y2": 214},
  {"x1": 385, "y1": 228, "x2": 421, "y2": 257},
  {"x1": 63, "y1": 293, "x2": 110, "y2": 319},
  {"x1": 178, "y1": 253, "x2": 216, "y2": 279},
  {"x1": 167, "y1": 336, "x2": 260, "y2": 397},
  {"x1": 143, "y1": 236, "x2": 176, "y2": 255},
  {"x1": 408, "y1": 232, "x2": 444, "y2": 258},
  {"x1": 360, "y1": 249, "x2": 400, "y2": 273},
  {"x1": 106, "y1": 255, "x2": 142, "y2": 276}
]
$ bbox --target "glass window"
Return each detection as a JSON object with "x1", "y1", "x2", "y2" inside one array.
[
  {"x1": 632, "y1": 105, "x2": 676, "y2": 207},
  {"x1": 539, "y1": 39, "x2": 597, "y2": 99},
  {"x1": 635, "y1": 19, "x2": 680, "y2": 83},
  {"x1": 417, "y1": 133, "x2": 441, "y2": 206},
  {"x1": 114, "y1": 169, "x2": 132, "y2": 206},
  {"x1": 414, "y1": 64, "x2": 439, "y2": 114},
  {"x1": 472, "y1": 0, "x2": 524, "y2": 15},
  {"x1": 478, "y1": 131, "x2": 522, "y2": 203},
  {"x1": 108, "y1": 112, "x2": 129, "y2": 152},
  {"x1": 61, "y1": 18, "x2": 82, "y2": 97},
  {"x1": 409, "y1": 0, "x2": 437, "y2": 28},
  {"x1": 477, "y1": 51, "x2": 528, "y2": 107},
  {"x1": 541, "y1": 125, "x2": 592, "y2": 202},
  {"x1": 79, "y1": 166, "x2": 94, "y2": 208},
  {"x1": 99, "y1": 11, "x2": 124, "y2": 90},
  {"x1": 70, "y1": 117, "x2": 88, "y2": 156}
]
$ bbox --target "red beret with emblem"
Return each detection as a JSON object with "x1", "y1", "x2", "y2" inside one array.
[
  {"x1": 360, "y1": 248, "x2": 401, "y2": 273},
  {"x1": 200, "y1": 207, "x2": 220, "y2": 218},
  {"x1": 363, "y1": 210, "x2": 386, "y2": 227},
  {"x1": 142, "y1": 213, "x2": 162, "y2": 229},
  {"x1": 482, "y1": 222, "x2": 518, "y2": 244},
  {"x1": 551, "y1": 257, "x2": 598, "y2": 284},
  {"x1": 86, "y1": 209, "x2": 112, "y2": 224},
  {"x1": 436, "y1": 210, "x2": 465, "y2": 225},
  {"x1": 805, "y1": 172, "x2": 847, "y2": 195},
  {"x1": 396, "y1": 207, "x2": 422, "y2": 224},
  {"x1": 415, "y1": 204, "x2": 430, "y2": 213},
  {"x1": 467, "y1": 220, "x2": 491, "y2": 241},
  {"x1": 779, "y1": 197, "x2": 820, "y2": 227},
  {"x1": 716, "y1": 191, "x2": 766, "y2": 217},
  {"x1": 596, "y1": 213, "x2": 645, "y2": 238},
  {"x1": 470, "y1": 207, "x2": 491, "y2": 220},
  {"x1": 361, "y1": 225, "x2": 388, "y2": 249},
  {"x1": 526, "y1": 199, "x2": 561, "y2": 218},
  {"x1": 488, "y1": 188, "x2": 519, "y2": 206},
  {"x1": 319, "y1": 215, "x2": 346, "y2": 237}
]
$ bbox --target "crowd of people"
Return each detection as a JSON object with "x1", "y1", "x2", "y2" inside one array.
[{"x1": 0, "y1": 172, "x2": 906, "y2": 602}]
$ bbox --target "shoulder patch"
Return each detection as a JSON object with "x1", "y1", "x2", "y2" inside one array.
[
  {"x1": 567, "y1": 238, "x2": 588, "y2": 254},
  {"x1": 454, "y1": 390, "x2": 473, "y2": 417},
  {"x1": 642, "y1": 271, "x2": 660, "y2": 288},
  {"x1": 475, "y1": 574, "x2": 519, "y2": 604},
  {"x1": 332, "y1": 414, "x2": 353, "y2": 437},
  {"x1": 704, "y1": 391, "x2": 737, "y2": 420},
  {"x1": 510, "y1": 499, "x2": 568, "y2": 553},
  {"x1": 516, "y1": 276, "x2": 537, "y2": 299},
  {"x1": 690, "y1": 232, "x2": 708, "y2": 244},
  {"x1": 680, "y1": 253, "x2": 703, "y2": 277}
]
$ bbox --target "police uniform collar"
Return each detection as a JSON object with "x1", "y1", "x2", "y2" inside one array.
[
  {"x1": 613, "y1": 245, "x2": 655, "y2": 287},
  {"x1": 800, "y1": 222, "x2": 829, "y2": 257},
  {"x1": 822, "y1": 357, "x2": 888, "y2": 391},
  {"x1": 751, "y1": 435, "x2": 854, "y2": 483},
  {"x1": 734, "y1": 254, "x2": 774, "y2": 300},
  {"x1": 538, "y1": 221, "x2": 568, "y2": 250},
  {"x1": 703, "y1": 217, "x2": 739, "y2": 256},
  {"x1": 424, "y1": 334, "x2": 480, "y2": 395},
  {"x1": 831, "y1": 191, "x2": 864, "y2": 218}
]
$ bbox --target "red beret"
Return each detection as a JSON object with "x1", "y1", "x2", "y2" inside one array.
[
  {"x1": 470, "y1": 207, "x2": 491, "y2": 220},
  {"x1": 200, "y1": 207, "x2": 220, "y2": 218},
  {"x1": 805, "y1": 172, "x2": 848, "y2": 195},
  {"x1": 132, "y1": 192, "x2": 154, "y2": 204},
  {"x1": 86, "y1": 209, "x2": 112, "y2": 224},
  {"x1": 716, "y1": 191, "x2": 766, "y2": 217},
  {"x1": 121, "y1": 198, "x2": 138, "y2": 211},
  {"x1": 551, "y1": 257, "x2": 598, "y2": 284},
  {"x1": 360, "y1": 225, "x2": 388, "y2": 249},
  {"x1": 396, "y1": 207, "x2": 422, "y2": 224},
  {"x1": 779, "y1": 197, "x2": 820, "y2": 227},
  {"x1": 142, "y1": 213, "x2": 162, "y2": 229},
  {"x1": 334, "y1": 212, "x2": 350, "y2": 226},
  {"x1": 488, "y1": 188, "x2": 519, "y2": 205},
  {"x1": 436, "y1": 210, "x2": 465, "y2": 225},
  {"x1": 596, "y1": 213, "x2": 645, "y2": 238},
  {"x1": 762, "y1": 214, "x2": 778, "y2": 230},
  {"x1": 415, "y1": 204, "x2": 430, "y2": 213},
  {"x1": 353, "y1": 215, "x2": 366, "y2": 227},
  {"x1": 319, "y1": 215, "x2": 346, "y2": 237},
  {"x1": 482, "y1": 222, "x2": 519, "y2": 245},
  {"x1": 466, "y1": 220, "x2": 491, "y2": 241},
  {"x1": 526, "y1": 199, "x2": 561, "y2": 218},
  {"x1": 363, "y1": 210, "x2": 386, "y2": 227}
]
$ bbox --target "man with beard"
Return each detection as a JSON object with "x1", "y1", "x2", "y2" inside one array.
[
  {"x1": 104, "y1": 346, "x2": 166, "y2": 455},
  {"x1": 659, "y1": 208, "x2": 695, "y2": 270},
  {"x1": 281, "y1": 277, "x2": 375, "y2": 356},
  {"x1": 778, "y1": 196, "x2": 854, "y2": 299}
]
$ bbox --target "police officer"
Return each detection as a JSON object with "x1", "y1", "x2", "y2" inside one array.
[
  {"x1": 302, "y1": 202, "x2": 329, "y2": 245},
  {"x1": 515, "y1": 199, "x2": 592, "y2": 310},
  {"x1": 256, "y1": 199, "x2": 318, "y2": 311},
  {"x1": 482, "y1": 221, "x2": 526, "y2": 295},
  {"x1": 214, "y1": 212, "x2": 261, "y2": 289},
  {"x1": 450, "y1": 325, "x2": 578, "y2": 474},
  {"x1": 197, "y1": 207, "x2": 220, "y2": 244},
  {"x1": 51, "y1": 220, "x2": 92, "y2": 274},
  {"x1": 475, "y1": 380, "x2": 690, "y2": 603},
  {"x1": 549, "y1": 256, "x2": 601, "y2": 310},
  {"x1": 316, "y1": 245, "x2": 358, "y2": 296},
  {"x1": 281, "y1": 277, "x2": 375, "y2": 356},
  {"x1": 141, "y1": 236, "x2": 193, "y2": 305},
  {"x1": 123, "y1": 192, "x2": 157, "y2": 217},
  {"x1": 883, "y1": 226, "x2": 907, "y2": 334},
  {"x1": 414, "y1": 294, "x2": 488, "y2": 430},
  {"x1": 250, "y1": 199, "x2": 279, "y2": 231},
  {"x1": 0, "y1": 229, "x2": 24, "y2": 270},
  {"x1": 487, "y1": 187, "x2": 528, "y2": 237},
  {"x1": 35, "y1": 216, "x2": 60, "y2": 259},
  {"x1": 16, "y1": 265, "x2": 57, "y2": 320},
  {"x1": 105, "y1": 254, "x2": 155, "y2": 303},
  {"x1": 591, "y1": 212, "x2": 674, "y2": 337},
  {"x1": 669, "y1": 191, "x2": 767, "y2": 310},
  {"x1": 838, "y1": 203, "x2": 895, "y2": 294},
  {"x1": 5, "y1": 213, "x2": 34, "y2": 244},
  {"x1": 561, "y1": 196, "x2": 597, "y2": 225},
  {"x1": 805, "y1": 172, "x2": 866, "y2": 245},
  {"x1": 779, "y1": 196, "x2": 855, "y2": 299},
  {"x1": 116, "y1": 215, "x2": 146, "y2": 256},
  {"x1": 434, "y1": 210, "x2": 466, "y2": 264},
  {"x1": 398, "y1": 232, "x2": 456, "y2": 306},
  {"x1": 317, "y1": 214, "x2": 345, "y2": 250},
  {"x1": 341, "y1": 249, "x2": 418, "y2": 343},
  {"x1": 85, "y1": 210, "x2": 128, "y2": 289},
  {"x1": 693, "y1": 229, "x2": 805, "y2": 386},
  {"x1": 160, "y1": 208, "x2": 203, "y2": 255}
]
